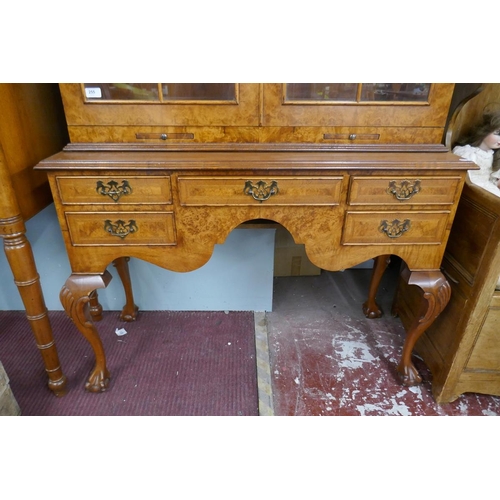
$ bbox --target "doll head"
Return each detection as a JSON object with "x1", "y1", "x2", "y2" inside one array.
[
  {"x1": 458, "y1": 111, "x2": 500, "y2": 170},
  {"x1": 480, "y1": 120, "x2": 500, "y2": 150},
  {"x1": 462, "y1": 112, "x2": 500, "y2": 149}
]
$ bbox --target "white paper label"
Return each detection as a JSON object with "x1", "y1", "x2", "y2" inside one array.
[{"x1": 85, "y1": 87, "x2": 102, "y2": 99}]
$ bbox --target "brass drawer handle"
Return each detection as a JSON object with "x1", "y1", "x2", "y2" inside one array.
[
  {"x1": 104, "y1": 219, "x2": 138, "y2": 239},
  {"x1": 387, "y1": 180, "x2": 421, "y2": 201},
  {"x1": 96, "y1": 180, "x2": 132, "y2": 202},
  {"x1": 243, "y1": 180, "x2": 279, "y2": 202},
  {"x1": 379, "y1": 219, "x2": 411, "y2": 238}
]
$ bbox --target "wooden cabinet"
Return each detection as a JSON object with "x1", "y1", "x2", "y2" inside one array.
[
  {"x1": 35, "y1": 82, "x2": 474, "y2": 393},
  {"x1": 59, "y1": 83, "x2": 455, "y2": 145}
]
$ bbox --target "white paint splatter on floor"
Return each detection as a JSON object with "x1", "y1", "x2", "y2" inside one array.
[{"x1": 266, "y1": 270, "x2": 500, "y2": 416}]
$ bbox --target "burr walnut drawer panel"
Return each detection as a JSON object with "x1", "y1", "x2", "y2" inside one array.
[
  {"x1": 342, "y1": 211, "x2": 450, "y2": 245},
  {"x1": 177, "y1": 176, "x2": 343, "y2": 206},
  {"x1": 56, "y1": 176, "x2": 172, "y2": 204},
  {"x1": 348, "y1": 176, "x2": 462, "y2": 205},
  {"x1": 65, "y1": 212, "x2": 176, "y2": 246}
]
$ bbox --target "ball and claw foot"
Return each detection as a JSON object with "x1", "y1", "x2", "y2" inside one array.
[
  {"x1": 362, "y1": 300, "x2": 383, "y2": 319},
  {"x1": 397, "y1": 362, "x2": 422, "y2": 386},
  {"x1": 85, "y1": 367, "x2": 111, "y2": 393},
  {"x1": 120, "y1": 304, "x2": 139, "y2": 322}
]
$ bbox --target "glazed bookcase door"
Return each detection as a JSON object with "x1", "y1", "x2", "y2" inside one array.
[
  {"x1": 60, "y1": 83, "x2": 260, "y2": 128},
  {"x1": 261, "y1": 83, "x2": 455, "y2": 144}
]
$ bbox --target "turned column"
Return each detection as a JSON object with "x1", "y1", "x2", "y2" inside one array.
[{"x1": 0, "y1": 150, "x2": 67, "y2": 396}]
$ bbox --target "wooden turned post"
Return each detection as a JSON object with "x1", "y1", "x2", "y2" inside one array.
[{"x1": 0, "y1": 155, "x2": 67, "y2": 396}]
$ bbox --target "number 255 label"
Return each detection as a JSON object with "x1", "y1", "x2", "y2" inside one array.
[{"x1": 85, "y1": 87, "x2": 102, "y2": 99}]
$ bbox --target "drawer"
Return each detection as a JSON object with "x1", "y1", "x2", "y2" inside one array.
[
  {"x1": 57, "y1": 176, "x2": 172, "y2": 204},
  {"x1": 348, "y1": 176, "x2": 461, "y2": 205},
  {"x1": 342, "y1": 211, "x2": 450, "y2": 245},
  {"x1": 65, "y1": 212, "x2": 176, "y2": 246},
  {"x1": 178, "y1": 176, "x2": 343, "y2": 206}
]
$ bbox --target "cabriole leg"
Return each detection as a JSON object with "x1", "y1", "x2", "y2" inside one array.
[
  {"x1": 60, "y1": 271, "x2": 113, "y2": 392},
  {"x1": 397, "y1": 268, "x2": 451, "y2": 386}
]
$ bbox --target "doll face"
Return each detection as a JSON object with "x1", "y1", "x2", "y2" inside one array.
[{"x1": 480, "y1": 129, "x2": 500, "y2": 151}]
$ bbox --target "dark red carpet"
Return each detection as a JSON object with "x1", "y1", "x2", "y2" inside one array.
[{"x1": 0, "y1": 310, "x2": 259, "y2": 416}]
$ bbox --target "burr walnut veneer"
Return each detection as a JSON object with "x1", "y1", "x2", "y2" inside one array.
[
  {"x1": 36, "y1": 144, "x2": 471, "y2": 392},
  {"x1": 34, "y1": 83, "x2": 475, "y2": 392}
]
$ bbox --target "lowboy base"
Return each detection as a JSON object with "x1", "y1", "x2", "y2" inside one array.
[{"x1": 36, "y1": 143, "x2": 472, "y2": 392}]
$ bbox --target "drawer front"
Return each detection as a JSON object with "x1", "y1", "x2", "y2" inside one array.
[
  {"x1": 66, "y1": 212, "x2": 176, "y2": 246},
  {"x1": 348, "y1": 176, "x2": 461, "y2": 205},
  {"x1": 342, "y1": 211, "x2": 450, "y2": 245},
  {"x1": 178, "y1": 176, "x2": 343, "y2": 206},
  {"x1": 57, "y1": 176, "x2": 172, "y2": 204}
]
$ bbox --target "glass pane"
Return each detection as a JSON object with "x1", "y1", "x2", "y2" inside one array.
[
  {"x1": 83, "y1": 84, "x2": 159, "y2": 101},
  {"x1": 285, "y1": 83, "x2": 358, "y2": 101},
  {"x1": 360, "y1": 83, "x2": 430, "y2": 102},
  {"x1": 161, "y1": 83, "x2": 236, "y2": 101}
]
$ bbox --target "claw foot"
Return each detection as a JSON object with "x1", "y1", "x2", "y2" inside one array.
[
  {"x1": 120, "y1": 304, "x2": 139, "y2": 322},
  {"x1": 85, "y1": 367, "x2": 111, "y2": 393},
  {"x1": 397, "y1": 362, "x2": 422, "y2": 386},
  {"x1": 362, "y1": 301, "x2": 383, "y2": 319}
]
